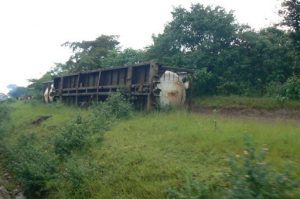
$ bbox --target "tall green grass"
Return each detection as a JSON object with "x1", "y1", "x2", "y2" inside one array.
[
  {"x1": 85, "y1": 111, "x2": 300, "y2": 198},
  {"x1": 1, "y1": 102, "x2": 300, "y2": 198}
]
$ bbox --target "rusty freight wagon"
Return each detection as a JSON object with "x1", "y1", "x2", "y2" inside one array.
[{"x1": 44, "y1": 62, "x2": 193, "y2": 110}]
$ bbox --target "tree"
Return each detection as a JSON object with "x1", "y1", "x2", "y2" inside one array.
[
  {"x1": 147, "y1": 4, "x2": 297, "y2": 96},
  {"x1": 146, "y1": 4, "x2": 240, "y2": 95},
  {"x1": 102, "y1": 48, "x2": 147, "y2": 67},
  {"x1": 27, "y1": 71, "x2": 54, "y2": 100},
  {"x1": 279, "y1": 0, "x2": 300, "y2": 50},
  {"x1": 147, "y1": 4, "x2": 238, "y2": 69},
  {"x1": 228, "y1": 27, "x2": 295, "y2": 94},
  {"x1": 60, "y1": 35, "x2": 120, "y2": 73},
  {"x1": 31, "y1": 3, "x2": 299, "y2": 97}
]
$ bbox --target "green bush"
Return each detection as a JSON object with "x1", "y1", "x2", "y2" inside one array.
[
  {"x1": 192, "y1": 68, "x2": 217, "y2": 96},
  {"x1": 266, "y1": 81, "x2": 284, "y2": 97},
  {"x1": 91, "y1": 92, "x2": 132, "y2": 119},
  {"x1": 224, "y1": 136, "x2": 298, "y2": 199},
  {"x1": 103, "y1": 92, "x2": 133, "y2": 119},
  {"x1": 1, "y1": 92, "x2": 133, "y2": 198},
  {"x1": 267, "y1": 76, "x2": 300, "y2": 100},
  {"x1": 58, "y1": 156, "x2": 100, "y2": 198},
  {"x1": 7, "y1": 134, "x2": 58, "y2": 195},
  {"x1": 168, "y1": 136, "x2": 299, "y2": 199},
  {"x1": 0, "y1": 105, "x2": 10, "y2": 135},
  {"x1": 0, "y1": 104, "x2": 10, "y2": 124},
  {"x1": 168, "y1": 177, "x2": 218, "y2": 199},
  {"x1": 54, "y1": 116, "x2": 90, "y2": 158},
  {"x1": 281, "y1": 76, "x2": 300, "y2": 100},
  {"x1": 217, "y1": 82, "x2": 241, "y2": 95}
]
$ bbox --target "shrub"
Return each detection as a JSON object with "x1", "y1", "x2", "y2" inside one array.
[
  {"x1": 266, "y1": 81, "x2": 284, "y2": 97},
  {"x1": 88, "y1": 108, "x2": 113, "y2": 135},
  {"x1": 224, "y1": 136, "x2": 298, "y2": 199},
  {"x1": 281, "y1": 76, "x2": 300, "y2": 100},
  {"x1": 192, "y1": 68, "x2": 217, "y2": 96},
  {"x1": 0, "y1": 105, "x2": 10, "y2": 135},
  {"x1": 167, "y1": 177, "x2": 218, "y2": 199},
  {"x1": 7, "y1": 134, "x2": 58, "y2": 195},
  {"x1": 54, "y1": 157, "x2": 99, "y2": 198},
  {"x1": 0, "y1": 104, "x2": 10, "y2": 124},
  {"x1": 54, "y1": 116, "x2": 90, "y2": 158},
  {"x1": 88, "y1": 92, "x2": 132, "y2": 139},
  {"x1": 104, "y1": 92, "x2": 133, "y2": 119},
  {"x1": 1, "y1": 92, "x2": 133, "y2": 198},
  {"x1": 267, "y1": 76, "x2": 300, "y2": 100},
  {"x1": 217, "y1": 82, "x2": 241, "y2": 95}
]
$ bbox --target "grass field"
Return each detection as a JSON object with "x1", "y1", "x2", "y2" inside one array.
[
  {"x1": 1, "y1": 101, "x2": 300, "y2": 198},
  {"x1": 88, "y1": 112, "x2": 300, "y2": 198},
  {"x1": 194, "y1": 95, "x2": 300, "y2": 109}
]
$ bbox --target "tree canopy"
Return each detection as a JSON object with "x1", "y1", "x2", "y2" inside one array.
[
  {"x1": 59, "y1": 35, "x2": 120, "y2": 73},
  {"x1": 280, "y1": 0, "x2": 300, "y2": 51},
  {"x1": 147, "y1": 4, "x2": 298, "y2": 96}
]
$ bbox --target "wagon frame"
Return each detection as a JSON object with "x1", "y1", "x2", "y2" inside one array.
[{"x1": 46, "y1": 62, "x2": 193, "y2": 110}]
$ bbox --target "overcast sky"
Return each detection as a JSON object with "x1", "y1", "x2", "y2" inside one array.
[{"x1": 0, "y1": 0, "x2": 282, "y2": 94}]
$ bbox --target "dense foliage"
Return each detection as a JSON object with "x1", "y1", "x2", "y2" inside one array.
[
  {"x1": 55, "y1": 35, "x2": 148, "y2": 74},
  {"x1": 1, "y1": 93, "x2": 133, "y2": 197},
  {"x1": 1, "y1": 102, "x2": 300, "y2": 198},
  {"x1": 147, "y1": 5, "x2": 299, "y2": 96},
  {"x1": 280, "y1": 0, "x2": 300, "y2": 52},
  {"x1": 0, "y1": 105, "x2": 9, "y2": 124},
  {"x1": 29, "y1": 2, "x2": 300, "y2": 98},
  {"x1": 54, "y1": 116, "x2": 91, "y2": 158},
  {"x1": 0, "y1": 104, "x2": 10, "y2": 135}
]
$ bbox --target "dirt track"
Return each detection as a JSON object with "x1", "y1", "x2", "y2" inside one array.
[{"x1": 191, "y1": 105, "x2": 300, "y2": 120}]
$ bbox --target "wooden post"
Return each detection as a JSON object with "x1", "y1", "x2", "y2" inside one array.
[
  {"x1": 75, "y1": 73, "x2": 80, "y2": 105},
  {"x1": 60, "y1": 77, "x2": 64, "y2": 101},
  {"x1": 126, "y1": 66, "x2": 133, "y2": 91},
  {"x1": 96, "y1": 71, "x2": 101, "y2": 102},
  {"x1": 146, "y1": 62, "x2": 159, "y2": 111}
]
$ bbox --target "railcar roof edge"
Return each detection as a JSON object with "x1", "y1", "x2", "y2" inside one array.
[{"x1": 52, "y1": 62, "x2": 194, "y2": 79}]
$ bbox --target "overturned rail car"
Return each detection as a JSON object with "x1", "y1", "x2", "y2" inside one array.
[{"x1": 44, "y1": 62, "x2": 193, "y2": 110}]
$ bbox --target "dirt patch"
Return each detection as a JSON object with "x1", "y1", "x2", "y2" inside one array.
[
  {"x1": 191, "y1": 104, "x2": 300, "y2": 120},
  {"x1": 31, "y1": 115, "x2": 52, "y2": 125}
]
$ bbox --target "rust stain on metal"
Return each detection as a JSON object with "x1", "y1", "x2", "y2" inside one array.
[{"x1": 167, "y1": 91, "x2": 179, "y2": 97}]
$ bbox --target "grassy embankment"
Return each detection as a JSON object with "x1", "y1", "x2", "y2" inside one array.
[
  {"x1": 194, "y1": 95, "x2": 300, "y2": 109},
  {"x1": 1, "y1": 101, "x2": 300, "y2": 198}
]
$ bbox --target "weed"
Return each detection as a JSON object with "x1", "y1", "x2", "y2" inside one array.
[
  {"x1": 7, "y1": 134, "x2": 58, "y2": 195},
  {"x1": 0, "y1": 104, "x2": 10, "y2": 135},
  {"x1": 167, "y1": 176, "x2": 218, "y2": 199},
  {"x1": 54, "y1": 116, "x2": 90, "y2": 158},
  {"x1": 92, "y1": 92, "x2": 133, "y2": 119},
  {"x1": 168, "y1": 136, "x2": 299, "y2": 199},
  {"x1": 281, "y1": 76, "x2": 300, "y2": 100},
  {"x1": 2, "y1": 101, "x2": 300, "y2": 198},
  {"x1": 88, "y1": 92, "x2": 133, "y2": 133},
  {"x1": 0, "y1": 105, "x2": 10, "y2": 123},
  {"x1": 53, "y1": 157, "x2": 99, "y2": 199},
  {"x1": 224, "y1": 136, "x2": 299, "y2": 199}
]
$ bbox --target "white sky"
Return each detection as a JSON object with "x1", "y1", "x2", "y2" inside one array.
[{"x1": 0, "y1": 0, "x2": 282, "y2": 94}]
